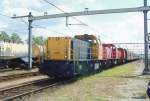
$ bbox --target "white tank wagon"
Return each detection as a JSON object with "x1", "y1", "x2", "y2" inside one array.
[
  {"x1": 0, "y1": 42, "x2": 28, "y2": 60},
  {"x1": 0, "y1": 41, "x2": 44, "y2": 69}
]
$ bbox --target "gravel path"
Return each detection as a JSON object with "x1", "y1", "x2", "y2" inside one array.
[{"x1": 110, "y1": 60, "x2": 150, "y2": 101}]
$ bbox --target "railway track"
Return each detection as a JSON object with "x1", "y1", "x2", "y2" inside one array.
[
  {"x1": 0, "y1": 67, "x2": 28, "y2": 73},
  {"x1": 0, "y1": 78, "x2": 70, "y2": 101},
  {"x1": 0, "y1": 72, "x2": 40, "y2": 82},
  {"x1": 0, "y1": 68, "x2": 14, "y2": 73}
]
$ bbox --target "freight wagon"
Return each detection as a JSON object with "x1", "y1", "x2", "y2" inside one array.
[
  {"x1": 40, "y1": 34, "x2": 139, "y2": 78},
  {"x1": 116, "y1": 48, "x2": 127, "y2": 64},
  {"x1": 0, "y1": 41, "x2": 44, "y2": 69},
  {"x1": 127, "y1": 50, "x2": 139, "y2": 61},
  {"x1": 102, "y1": 44, "x2": 118, "y2": 67}
]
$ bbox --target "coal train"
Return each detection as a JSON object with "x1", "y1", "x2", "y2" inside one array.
[
  {"x1": 0, "y1": 41, "x2": 43, "y2": 69},
  {"x1": 39, "y1": 34, "x2": 139, "y2": 77}
]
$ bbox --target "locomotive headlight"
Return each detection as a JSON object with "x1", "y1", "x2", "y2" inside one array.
[{"x1": 65, "y1": 56, "x2": 67, "y2": 59}]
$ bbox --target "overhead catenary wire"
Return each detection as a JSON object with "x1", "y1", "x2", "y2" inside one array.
[
  {"x1": 0, "y1": 12, "x2": 28, "y2": 26},
  {"x1": 20, "y1": 18, "x2": 29, "y2": 26},
  {"x1": 0, "y1": 27, "x2": 27, "y2": 33},
  {"x1": 32, "y1": 25, "x2": 65, "y2": 35},
  {"x1": 0, "y1": 11, "x2": 68, "y2": 39},
  {"x1": 0, "y1": 2, "x2": 145, "y2": 44},
  {"x1": 0, "y1": 13, "x2": 29, "y2": 42},
  {"x1": 0, "y1": 13, "x2": 12, "y2": 18},
  {"x1": 42, "y1": 0, "x2": 111, "y2": 39},
  {"x1": 42, "y1": 0, "x2": 88, "y2": 26},
  {"x1": 0, "y1": 12, "x2": 143, "y2": 48}
]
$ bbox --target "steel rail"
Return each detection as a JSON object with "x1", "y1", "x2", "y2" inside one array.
[
  {"x1": 0, "y1": 72, "x2": 40, "y2": 82},
  {"x1": 0, "y1": 78, "x2": 70, "y2": 101}
]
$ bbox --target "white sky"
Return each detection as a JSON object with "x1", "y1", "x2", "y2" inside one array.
[{"x1": 0, "y1": 0, "x2": 150, "y2": 46}]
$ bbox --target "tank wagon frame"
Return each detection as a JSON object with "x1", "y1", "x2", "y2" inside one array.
[{"x1": 40, "y1": 34, "x2": 139, "y2": 77}]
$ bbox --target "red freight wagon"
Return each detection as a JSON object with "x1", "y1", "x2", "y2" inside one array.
[
  {"x1": 117, "y1": 48, "x2": 124, "y2": 59},
  {"x1": 117, "y1": 48, "x2": 127, "y2": 63},
  {"x1": 102, "y1": 44, "x2": 111, "y2": 59},
  {"x1": 123, "y1": 49, "x2": 127, "y2": 60},
  {"x1": 102, "y1": 44, "x2": 117, "y2": 59}
]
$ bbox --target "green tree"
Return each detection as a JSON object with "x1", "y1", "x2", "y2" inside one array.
[
  {"x1": 0, "y1": 31, "x2": 10, "y2": 42},
  {"x1": 11, "y1": 33, "x2": 22, "y2": 43},
  {"x1": 32, "y1": 36, "x2": 45, "y2": 45}
]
